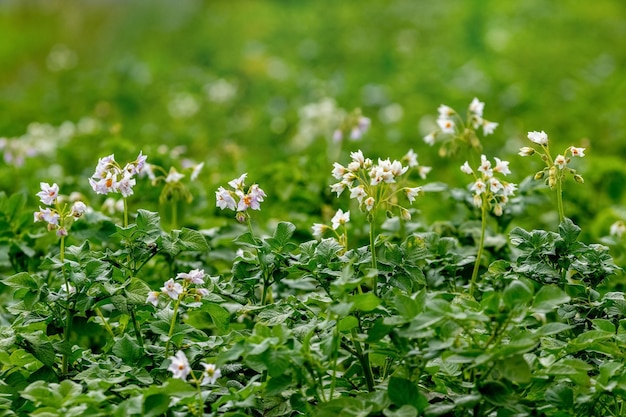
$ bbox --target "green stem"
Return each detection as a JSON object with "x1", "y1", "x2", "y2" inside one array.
[
  {"x1": 556, "y1": 178, "x2": 565, "y2": 223},
  {"x1": 171, "y1": 200, "x2": 178, "y2": 230},
  {"x1": 95, "y1": 307, "x2": 115, "y2": 339},
  {"x1": 165, "y1": 293, "x2": 183, "y2": 358},
  {"x1": 60, "y1": 235, "x2": 71, "y2": 376},
  {"x1": 123, "y1": 197, "x2": 129, "y2": 228},
  {"x1": 369, "y1": 219, "x2": 378, "y2": 296},
  {"x1": 350, "y1": 328, "x2": 375, "y2": 392},
  {"x1": 246, "y1": 216, "x2": 269, "y2": 305},
  {"x1": 469, "y1": 199, "x2": 488, "y2": 297},
  {"x1": 129, "y1": 307, "x2": 144, "y2": 350},
  {"x1": 329, "y1": 318, "x2": 340, "y2": 400}
]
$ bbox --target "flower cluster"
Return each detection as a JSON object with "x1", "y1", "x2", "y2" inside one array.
[
  {"x1": 168, "y1": 350, "x2": 221, "y2": 386},
  {"x1": 146, "y1": 268, "x2": 209, "y2": 306},
  {"x1": 34, "y1": 182, "x2": 87, "y2": 236},
  {"x1": 312, "y1": 208, "x2": 350, "y2": 240},
  {"x1": 520, "y1": 130, "x2": 586, "y2": 188},
  {"x1": 423, "y1": 97, "x2": 498, "y2": 155},
  {"x1": 332, "y1": 108, "x2": 371, "y2": 142},
  {"x1": 143, "y1": 160, "x2": 204, "y2": 205},
  {"x1": 460, "y1": 155, "x2": 516, "y2": 216},
  {"x1": 329, "y1": 149, "x2": 428, "y2": 218},
  {"x1": 216, "y1": 173, "x2": 266, "y2": 222},
  {"x1": 88, "y1": 152, "x2": 147, "y2": 197}
]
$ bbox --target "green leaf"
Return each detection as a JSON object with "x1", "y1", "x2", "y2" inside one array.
[
  {"x1": 383, "y1": 405, "x2": 418, "y2": 417},
  {"x1": 136, "y1": 210, "x2": 161, "y2": 237},
  {"x1": 393, "y1": 293, "x2": 420, "y2": 320},
  {"x1": 337, "y1": 316, "x2": 359, "y2": 332},
  {"x1": 531, "y1": 285, "x2": 570, "y2": 313},
  {"x1": 591, "y1": 319, "x2": 616, "y2": 333},
  {"x1": 179, "y1": 227, "x2": 209, "y2": 251},
  {"x1": 535, "y1": 322, "x2": 573, "y2": 337},
  {"x1": 496, "y1": 354, "x2": 531, "y2": 383},
  {"x1": 143, "y1": 393, "x2": 170, "y2": 417},
  {"x1": 234, "y1": 231, "x2": 262, "y2": 247},
  {"x1": 125, "y1": 277, "x2": 151, "y2": 306},
  {"x1": 545, "y1": 384, "x2": 574, "y2": 409},
  {"x1": 502, "y1": 280, "x2": 533, "y2": 309},
  {"x1": 388, "y1": 377, "x2": 427, "y2": 410},
  {"x1": 21, "y1": 332, "x2": 55, "y2": 367},
  {"x1": 112, "y1": 334, "x2": 143, "y2": 365},
  {"x1": 6, "y1": 192, "x2": 27, "y2": 221},
  {"x1": 351, "y1": 293, "x2": 381, "y2": 312},
  {"x1": 204, "y1": 302, "x2": 231, "y2": 333},
  {"x1": 479, "y1": 381, "x2": 511, "y2": 406},
  {"x1": 2, "y1": 272, "x2": 39, "y2": 290},
  {"x1": 558, "y1": 218, "x2": 581, "y2": 246},
  {"x1": 267, "y1": 222, "x2": 296, "y2": 250}
]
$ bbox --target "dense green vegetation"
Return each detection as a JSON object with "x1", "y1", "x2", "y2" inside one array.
[{"x1": 2, "y1": 1, "x2": 626, "y2": 416}]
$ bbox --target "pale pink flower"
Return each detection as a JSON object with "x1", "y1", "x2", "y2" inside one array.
[
  {"x1": 554, "y1": 154, "x2": 567, "y2": 169},
  {"x1": 228, "y1": 173, "x2": 247, "y2": 190},
  {"x1": 177, "y1": 269, "x2": 205, "y2": 285},
  {"x1": 37, "y1": 182, "x2": 59, "y2": 205},
  {"x1": 56, "y1": 227, "x2": 68, "y2": 237},
  {"x1": 216, "y1": 187, "x2": 237, "y2": 210},
  {"x1": 162, "y1": 278, "x2": 183, "y2": 300},
  {"x1": 70, "y1": 201, "x2": 87, "y2": 218},
  {"x1": 117, "y1": 175, "x2": 136, "y2": 197},
  {"x1": 146, "y1": 291, "x2": 159, "y2": 307},
  {"x1": 570, "y1": 147, "x2": 585, "y2": 157}
]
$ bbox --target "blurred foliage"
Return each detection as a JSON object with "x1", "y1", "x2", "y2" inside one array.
[{"x1": 1, "y1": 0, "x2": 626, "y2": 238}]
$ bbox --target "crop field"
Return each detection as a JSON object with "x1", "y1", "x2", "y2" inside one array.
[{"x1": 1, "y1": 1, "x2": 626, "y2": 416}]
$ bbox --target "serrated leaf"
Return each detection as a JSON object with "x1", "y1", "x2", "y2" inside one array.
[
  {"x1": 136, "y1": 210, "x2": 161, "y2": 237},
  {"x1": 558, "y1": 218, "x2": 581, "y2": 246},
  {"x1": 267, "y1": 222, "x2": 295, "y2": 250},
  {"x1": 125, "y1": 277, "x2": 151, "y2": 306}
]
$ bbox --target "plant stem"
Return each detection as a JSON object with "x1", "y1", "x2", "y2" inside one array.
[
  {"x1": 123, "y1": 197, "x2": 129, "y2": 228},
  {"x1": 350, "y1": 328, "x2": 375, "y2": 392},
  {"x1": 329, "y1": 318, "x2": 340, "y2": 400},
  {"x1": 469, "y1": 199, "x2": 488, "y2": 297},
  {"x1": 60, "y1": 236, "x2": 71, "y2": 376},
  {"x1": 129, "y1": 307, "x2": 145, "y2": 350},
  {"x1": 165, "y1": 293, "x2": 183, "y2": 358},
  {"x1": 369, "y1": 219, "x2": 378, "y2": 296},
  {"x1": 556, "y1": 179, "x2": 565, "y2": 223},
  {"x1": 171, "y1": 200, "x2": 178, "y2": 230},
  {"x1": 95, "y1": 307, "x2": 116, "y2": 339}
]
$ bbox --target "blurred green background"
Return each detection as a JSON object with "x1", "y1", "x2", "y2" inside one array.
[{"x1": 1, "y1": 0, "x2": 626, "y2": 239}]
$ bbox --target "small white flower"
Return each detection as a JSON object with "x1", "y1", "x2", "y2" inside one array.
[
  {"x1": 37, "y1": 182, "x2": 59, "y2": 206},
  {"x1": 405, "y1": 187, "x2": 422, "y2": 203},
  {"x1": 570, "y1": 146, "x2": 585, "y2": 157},
  {"x1": 423, "y1": 132, "x2": 436, "y2": 146},
  {"x1": 331, "y1": 209, "x2": 350, "y2": 230},
  {"x1": 437, "y1": 118, "x2": 455, "y2": 134},
  {"x1": 482, "y1": 121, "x2": 498, "y2": 136},
  {"x1": 70, "y1": 201, "x2": 87, "y2": 218},
  {"x1": 349, "y1": 185, "x2": 367, "y2": 203},
  {"x1": 493, "y1": 157, "x2": 511, "y2": 176},
  {"x1": 332, "y1": 163, "x2": 347, "y2": 180},
  {"x1": 196, "y1": 288, "x2": 209, "y2": 297},
  {"x1": 400, "y1": 208, "x2": 411, "y2": 221},
  {"x1": 437, "y1": 104, "x2": 454, "y2": 119},
  {"x1": 165, "y1": 168, "x2": 185, "y2": 183},
  {"x1": 403, "y1": 149, "x2": 418, "y2": 168},
  {"x1": 477, "y1": 155, "x2": 493, "y2": 177},
  {"x1": 228, "y1": 173, "x2": 247, "y2": 190},
  {"x1": 469, "y1": 97, "x2": 485, "y2": 117},
  {"x1": 117, "y1": 175, "x2": 136, "y2": 197},
  {"x1": 201, "y1": 363, "x2": 221, "y2": 385},
  {"x1": 527, "y1": 131, "x2": 548, "y2": 145},
  {"x1": 418, "y1": 166, "x2": 432, "y2": 179},
  {"x1": 330, "y1": 182, "x2": 346, "y2": 196},
  {"x1": 502, "y1": 182, "x2": 517, "y2": 197},
  {"x1": 554, "y1": 154, "x2": 567, "y2": 169},
  {"x1": 364, "y1": 197, "x2": 375, "y2": 211},
  {"x1": 518, "y1": 147, "x2": 535, "y2": 157},
  {"x1": 350, "y1": 150, "x2": 365, "y2": 167},
  {"x1": 190, "y1": 162, "x2": 204, "y2": 181},
  {"x1": 312, "y1": 223, "x2": 327, "y2": 239},
  {"x1": 161, "y1": 278, "x2": 183, "y2": 300},
  {"x1": 489, "y1": 177, "x2": 503, "y2": 193},
  {"x1": 470, "y1": 180, "x2": 487, "y2": 195},
  {"x1": 168, "y1": 351, "x2": 191, "y2": 380},
  {"x1": 460, "y1": 161, "x2": 473, "y2": 175},
  {"x1": 610, "y1": 220, "x2": 626, "y2": 238},
  {"x1": 146, "y1": 291, "x2": 159, "y2": 307}
]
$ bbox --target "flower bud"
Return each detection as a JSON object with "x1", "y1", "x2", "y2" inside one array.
[
  {"x1": 400, "y1": 208, "x2": 411, "y2": 221},
  {"x1": 493, "y1": 204, "x2": 503, "y2": 216},
  {"x1": 235, "y1": 212, "x2": 247, "y2": 223},
  {"x1": 534, "y1": 171, "x2": 545, "y2": 180},
  {"x1": 518, "y1": 147, "x2": 535, "y2": 157},
  {"x1": 574, "y1": 174, "x2": 584, "y2": 184}
]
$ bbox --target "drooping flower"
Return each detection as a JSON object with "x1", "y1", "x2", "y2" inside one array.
[
  {"x1": 177, "y1": 269, "x2": 205, "y2": 285},
  {"x1": 70, "y1": 201, "x2": 87, "y2": 218},
  {"x1": 405, "y1": 187, "x2": 422, "y2": 203},
  {"x1": 216, "y1": 187, "x2": 237, "y2": 210},
  {"x1": 518, "y1": 147, "x2": 535, "y2": 156},
  {"x1": 460, "y1": 161, "x2": 473, "y2": 175},
  {"x1": 493, "y1": 157, "x2": 511, "y2": 176},
  {"x1": 312, "y1": 223, "x2": 327, "y2": 239},
  {"x1": 570, "y1": 146, "x2": 585, "y2": 157},
  {"x1": 146, "y1": 291, "x2": 159, "y2": 307},
  {"x1": 610, "y1": 220, "x2": 626, "y2": 238},
  {"x1": 165, "y1": 168, "x2": 185, "y2": 183},
  {"x1": 554, "y1": 154, "x2": 567, "y2": 169},
  {"x1": 168, "y1": 351, "x2": 191, "y2": 380}
]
